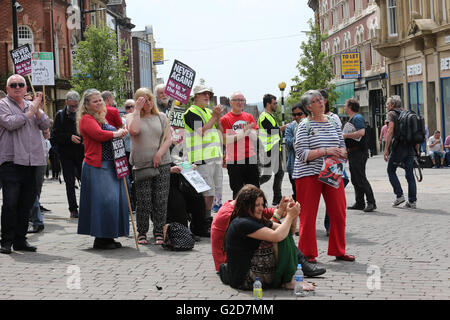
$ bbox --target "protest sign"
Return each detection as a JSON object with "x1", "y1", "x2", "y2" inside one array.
[
  {"x1": 179, "y1": 162, "x2": 210, "y2": 194},
  {"x1": 166, "y1": 106, "x2": 185, "y2": 144},
  {"x1": 112, "y1": 137, "x2": 129, "y2": 179},
  {"x1": 31, "y1": 52, "x2": 55, "y2": 86},
  {"x1": 10, "y1": 44, "x2": 32, "y2": 76},
  {"x1": 164, "y1": 60, "x2": 195, "y2": 105}
]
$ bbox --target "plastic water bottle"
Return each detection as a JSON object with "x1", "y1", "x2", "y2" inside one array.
[
  {"x1": 294, "y1": 264, "x2": 306, "y2": 297},
  {"x1": 253, "y1": 277, "x2": 263, "y2": 300}
]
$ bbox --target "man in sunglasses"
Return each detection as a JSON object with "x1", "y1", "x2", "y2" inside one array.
[
  {"x1": 51, "y1": 91, "x2": 84, "y2": 219},
  {"x1": 0, "y1": 74, "x2": 50, "y2": 254},
  {"x1": 285, "y1": 102, "x2": 307, "y2": 201}
]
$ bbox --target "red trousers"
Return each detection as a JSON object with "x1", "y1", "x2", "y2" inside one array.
[{"x1": 295, "y1": 175, "x2": 347, "y2": 258}]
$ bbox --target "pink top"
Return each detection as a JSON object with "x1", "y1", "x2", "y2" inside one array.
[{"x1": 445, "y1": 135, "x2": 450, "y2": 149}]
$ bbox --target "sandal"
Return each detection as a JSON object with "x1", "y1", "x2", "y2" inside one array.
[
  {"x1": 154, "y1": 234, "x2": 164, "y2": 245},
  {"x1": 138, "y1": 235, "x2": 148, "y2": 245}
]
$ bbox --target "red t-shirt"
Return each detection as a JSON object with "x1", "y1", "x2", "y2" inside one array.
[
  {"x1": 219, "y1": 111, "x2": 258, "y2": 162},
  {"x1": 105, "y1": 105, "x2": 123, "y2": 129}
]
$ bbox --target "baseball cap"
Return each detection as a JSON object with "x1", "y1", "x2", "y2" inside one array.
[{"x1": 193, "y1": 85, "x2": 213, "y2": 96}]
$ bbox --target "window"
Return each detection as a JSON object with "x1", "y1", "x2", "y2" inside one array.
[
  {"x1": 387, "y1": 0, "x2": 398, "y2": 36},
  {"x1": 17, "y1": 25, "x2": 34, "y2": 52},
  {"x1": 430, "y1": 0, "x2": 434, "y2": 20},
  {"x1": 443, "y1": 0, "x2": 447, "y2": 22}
]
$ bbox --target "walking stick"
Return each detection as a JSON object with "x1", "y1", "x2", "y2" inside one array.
[{"x1": 123, "y1": 178, "x2": 139, "y2": 250}]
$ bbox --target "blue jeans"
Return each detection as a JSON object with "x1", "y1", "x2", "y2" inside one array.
[
  {"x1": 30, "y1": 196, "x2": 44, "y2": 228},
  {"x1": 387, "y1": 154, "x2": 417, "y2": 203}
]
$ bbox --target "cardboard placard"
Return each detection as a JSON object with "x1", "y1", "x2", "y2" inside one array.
[
  {"x1": 31, "y1": 52, "x2": 55, "y2": 86},
  {"x1": 10, "y1": 44, "x2": 32, "y2": 76},
  {"x1": 164, "y1": 60, "x2": 195, "y2": 105},
  {"x1": 112, "y1": 137, "x2": 129, "y2": 179}
]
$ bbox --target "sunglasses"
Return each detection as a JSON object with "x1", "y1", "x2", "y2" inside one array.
[
  {"x1": 9, "y1": 83, "x2": 26, "y2": 88},
  {"x1": 125, "y1": 105, "x2": 134, "y2": 109},
  {"x1": 292, "y1": 112, "x2": 304, "y2": 117}
]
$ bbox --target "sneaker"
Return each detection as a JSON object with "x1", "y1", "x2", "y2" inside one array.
[
  {"x1": 404, "y1": 201, "x2": 417, "y2": 209},
  {"x1": 392, "y1": 195, "x2": 405, "y2": 207}
]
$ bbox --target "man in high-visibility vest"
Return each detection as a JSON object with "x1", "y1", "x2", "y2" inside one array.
[
  {"x1": 257, "y1": 93, "x2": 287, "y2": 206},
  {"x1": 183, "y1": 85, "x2": 223, "y2": 237}
]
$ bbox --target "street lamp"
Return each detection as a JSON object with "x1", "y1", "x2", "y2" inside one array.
[
  {"x1": 11, "y1": 0, "x2": 23, "y2": 49},
  {"x1": 278, "y1": 81, "x2": 287, "y2": 127}
]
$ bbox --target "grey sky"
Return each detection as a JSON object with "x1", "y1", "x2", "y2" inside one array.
[{"x1": 126, "y1": 0, "x2": 313, "y2": 104}]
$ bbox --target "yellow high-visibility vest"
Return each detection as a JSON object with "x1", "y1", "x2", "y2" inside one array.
[
  {"x1": 257, "y1": 111, "x2": 281, "y2": 152},
  {"x1": 183, "y1": 105, "x2": 222, "y2": 163}
]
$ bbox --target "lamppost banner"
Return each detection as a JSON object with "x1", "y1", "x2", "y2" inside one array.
[
  {"x1": 10, "y1": 44, "x2": 32, "y2": 76},
  {"x1": 164, "y1": 60, "x2": 196, "y2": 105}
]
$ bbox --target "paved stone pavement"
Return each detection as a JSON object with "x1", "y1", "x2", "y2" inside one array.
[{"x1": 0, "y1": 155, "x2": 449, "y2": 300}]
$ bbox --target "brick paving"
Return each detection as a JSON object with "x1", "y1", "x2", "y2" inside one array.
[{"x1": 0, "y1": 155, "x2": 449, "y2": 300}]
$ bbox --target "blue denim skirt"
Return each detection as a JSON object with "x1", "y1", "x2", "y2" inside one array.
[{"x1": 78, "y1": 161, "x2": 129, "y2": 238}]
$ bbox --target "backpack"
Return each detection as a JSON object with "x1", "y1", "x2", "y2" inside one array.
[
  {"x1": 162, "y1": 222, "x2": 195, "y2": 251},
  {"x1": 394, "y1": 109, "x2": 426, "y2": 146},
  {"x1": 302, "y1": 114, "x2": 338, "y2": 136}
]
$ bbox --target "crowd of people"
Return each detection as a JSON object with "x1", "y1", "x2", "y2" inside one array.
[{"x1": 1, "y1": 74, "x2": 449, "y2": 292}]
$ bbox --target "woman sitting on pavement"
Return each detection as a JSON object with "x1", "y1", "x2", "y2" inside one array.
[
  {"x1": 212, "y1": 185, "x2": 325, "y2": 278},
  {"x1": 222, "y1": 185, "x2": 315, "y2": 291},
  {"x1": 76, "y1": 89, "x2": 129, "y2": 249},
  {"x1": 293, "y1": 90, "x2": 355, "y2": 263}
]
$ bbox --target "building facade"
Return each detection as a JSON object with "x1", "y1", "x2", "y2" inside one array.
[
  {"x1": 310, "y1": 0, "x2": 387, "y2": 151},
  {"x1": 132, "y1": 26, "x2": 158, "y2": 93},
  {"x1": 374, "y1": 0, "x2": 450, "y2": 139}
]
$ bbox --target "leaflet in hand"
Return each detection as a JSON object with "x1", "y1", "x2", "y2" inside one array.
[
  {"x1": 180, "y1": 162, "x2": 211, "y2": 193},
  {"x1": 343, "y1": 122, "x2": 361, "y2": 142},
  {"x1": 318, "y1": 156, "x2": 345, "y2": 189}
]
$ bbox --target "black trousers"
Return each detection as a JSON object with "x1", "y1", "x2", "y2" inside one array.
[
  {"x1": 0, "y1": 163, "x2": 37, "y2": 247},
  {"x1": 259, "y1": 152, "x2": 285, "y2": 204},
  {"x1": 166, "y1": 182, "x2": 206, "y2": 233},
  {"x1": 60, "y1": 156, "x2": 83, "y2": 212},
  {"x1": 348, "y1": 150, "x2": 376, "y2": 205},
  {"x1": 227, "y1": 162, "x2": 260, "y2": 199}
]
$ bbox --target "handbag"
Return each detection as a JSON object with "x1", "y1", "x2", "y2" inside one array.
[{"x1": 133, "y1": 166, "x2": 160, "y2": 182}]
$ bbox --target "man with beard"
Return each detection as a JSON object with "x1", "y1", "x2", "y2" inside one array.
[
  {"x1": 51, "y1": 91, "x2": 84, "y2": 218},
  {"x1": 155, "y1": 84, "x2": 173, "y2": 114}
]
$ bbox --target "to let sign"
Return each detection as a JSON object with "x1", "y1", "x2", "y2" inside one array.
[
  {"x1": 112, "y1": 137, "x2": 129, "y2": 179},
  {"x1": 10, "y1": 44, "x2": 32, "y2": 76},
  {"x1": 341, "y1": 52, "x2": 361, "y2": 79},
  {"x1": 164, "y1": 60, "x2": 196, "y2": 105}
]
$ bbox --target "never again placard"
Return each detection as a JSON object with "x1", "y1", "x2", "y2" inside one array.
[
  {"x1": 10, "y1": 44, "x2": 32, "y2": 76},
  {"x1": 164, "y1": 60, "x2": 196, "y2": 105}
]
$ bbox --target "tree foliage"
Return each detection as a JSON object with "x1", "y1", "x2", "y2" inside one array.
[
  {"x1": 70, "y1": 25, "x2": 129, "y2": 105},
  {"x1": 289, "y1": 19, "x2": 339, "y2": 110}
]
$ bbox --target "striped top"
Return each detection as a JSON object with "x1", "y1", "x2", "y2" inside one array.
[{"x1": 292, "y1": 119, "x2": 345, "y2": 179}]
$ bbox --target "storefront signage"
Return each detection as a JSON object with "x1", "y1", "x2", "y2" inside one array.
[
  {"x1": 341, "y1": 52, "x2": 361, "y2": 79},
  {"x1": 407, "y1": 64, "x2": 422, "y2": 77},
  {"x1": 440, "y1": 57, "x2": 450, "y2": 71}
]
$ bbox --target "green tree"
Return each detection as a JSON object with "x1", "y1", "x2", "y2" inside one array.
[
  {"x1": 70, "y1": 25, "x2": 129, "y2": 106},
  {"x1": 289, "y1": 19, "x2": 339, "y2": 110}
]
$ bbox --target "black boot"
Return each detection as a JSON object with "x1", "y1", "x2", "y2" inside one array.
[{"x1": 297, "y1": 249, "x2": 326, "y2": 277}]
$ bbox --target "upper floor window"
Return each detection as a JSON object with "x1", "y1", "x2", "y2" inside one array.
[
  {"x1": 430, "y1": 0, "x2": 435, "y2": 20},
  {"x1": 17, "y1": 25, "x2": 34, "y2": 52},
  {"x1": 387, "y1": 0, "x2": 398, "y2": 36},
  {"x1": 443, "y1": 0, "x2": 447, "y2": 22}
]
